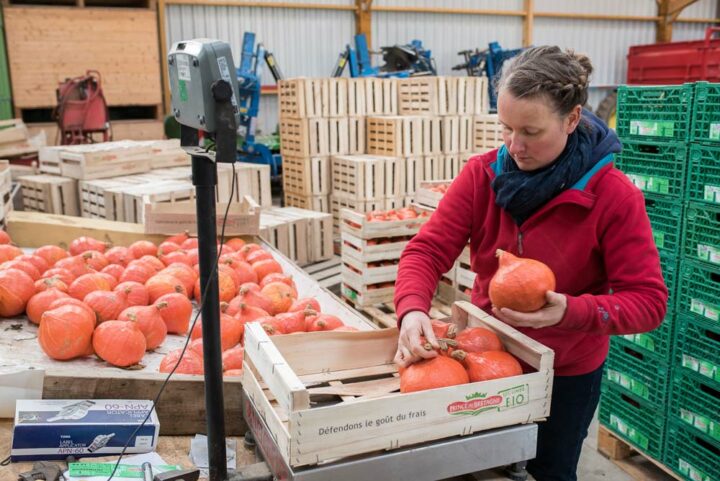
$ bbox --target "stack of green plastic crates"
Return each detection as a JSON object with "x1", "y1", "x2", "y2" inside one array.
[
  {"x1": 605, "y1": 82, "x2": 720, "y2": 481},
  {"x1": 600, "y1": 83, "x2": 694, "y2": 466}
]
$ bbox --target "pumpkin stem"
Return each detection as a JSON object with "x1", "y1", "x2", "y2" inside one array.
[
  {"x1": 155, "y1": 301, "x2": 168, "y2": 310},
  {"x1": 446, "y1": 323, "x2": 458, "y2": 339},
  {"x1": 450, "y1": 350, "x2": 467, "y2": 362},
  {"x1": 219, "y1": 302, "x2": 229, "y2": 312},
  {"x1": 439, "y1": 338, "x2": 458, "y2": 348}
]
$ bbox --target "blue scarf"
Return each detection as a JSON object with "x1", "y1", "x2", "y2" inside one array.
[{"x1": 492, "y1": 109, "x2": 621, "y2": 225}]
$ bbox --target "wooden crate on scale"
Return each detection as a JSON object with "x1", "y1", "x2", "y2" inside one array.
[{"x1": 243, "y1": 300, "x2": 554, "y2": 467}]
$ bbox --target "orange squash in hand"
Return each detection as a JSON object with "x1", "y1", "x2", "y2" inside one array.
[
  {"x1": 451, "y1": 350, "x2": 522, "y2": 382},
  {"x1": 93, "y1": 320, "x2": 146, "y2": 367},
  {"x1": 489, "y1": 249, "x2": 556, "y2": 312},
  {"x1": 400, "y1": 356, "x2": 469, "y2": 393}
]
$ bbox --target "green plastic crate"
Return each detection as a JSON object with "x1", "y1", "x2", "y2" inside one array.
[
  {"x1": 676, "y1": 316, "x2": 720, "y2": 389},
  {"x1": 620, "y1": 314, "x2": 676, "y2": 361},
  {"x1": 599, "y1": 384, "x2": 666, "y2": 460},
  {"x1": 660, "y1": 252, "x2": 679, "y2": 310},
  {"x1": 645, "y1": 194, "x2": 683, "y2": 256},
  {"x1": 665, "y1": 418, "x2": 719, "y2": 481},
  {"x1": 692, "y1": 82, "x2": 720, "y2": 144},
  {"x1": 687, "y1": 143, "x2": 720, "y2": 206},
  {"x1": 605, "y1": 338, "x2": 670, "y2": 409},
  {"x1": 683, "y1": 202, "x2": 720, "y2": 268},
  {"x1": 616, "y1": 140, "x2": 687, "y2": 198},
  {"x1": 616, "y1": 84, "x2": 694, "y2": 142},
  {"x1": 678, "y1": 260, "x2": 720, "y2": 326},
  {"x1": 670, "y1": 369, "x2": 720, "y2": 447}
]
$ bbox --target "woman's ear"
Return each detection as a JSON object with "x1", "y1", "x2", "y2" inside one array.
[{"x1": 565, "y1": 104, "x2": 583, "y2": 134}]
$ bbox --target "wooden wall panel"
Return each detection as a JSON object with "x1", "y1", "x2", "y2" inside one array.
[{"x1": 4, "y1": 7, "x2": 162, "y2": 109}]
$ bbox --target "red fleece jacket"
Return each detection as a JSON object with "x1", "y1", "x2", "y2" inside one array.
[{"x1": 394, "y1": 150, "x2": 668, "y2": 376}]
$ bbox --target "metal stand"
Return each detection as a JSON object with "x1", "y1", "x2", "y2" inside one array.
[
  {"x1": 181, "y1": 79, "x2": 238, "y2": 481},
  {"x1": 235, "y1": 391, "x2": 535, "y2": 481}
]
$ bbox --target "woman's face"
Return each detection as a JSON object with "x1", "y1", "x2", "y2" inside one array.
[{"x1": 497, "y1": 90, "x2": 581, "y2": 171}]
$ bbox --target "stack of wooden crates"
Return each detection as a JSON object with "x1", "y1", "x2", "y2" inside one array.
[
  {"x1": 0, "y1": 160, "x2": 12, "y2": 228},
  {"x1": 279, "y1": 76, "x2": 506, "y2": 234}
]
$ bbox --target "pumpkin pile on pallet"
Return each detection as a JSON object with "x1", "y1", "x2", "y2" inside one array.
[
  {"x1": 340, "y1": 205, "x2": 429, "y2": 308},
  {"x1": 13, "y1": 140, "x2": 271, "y2": 223},
  {"x1": 0, "y1": 229, "x2": 359, "y2": 375},
  {"x1": 278, "y1": 77, "x2": 506, "y2": 233}
]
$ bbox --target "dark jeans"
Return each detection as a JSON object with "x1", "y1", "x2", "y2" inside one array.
[{"x1": 526, "y1": 363, "x2": 605, "y2": 481}]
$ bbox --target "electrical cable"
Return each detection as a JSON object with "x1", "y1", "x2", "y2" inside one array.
[{"x1": 105, "y1": 161, "x2": 238, "y2": 481}]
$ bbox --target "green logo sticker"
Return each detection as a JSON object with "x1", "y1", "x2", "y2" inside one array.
[{"x1": 630, "y1": 120, "x2": 675, "y2": 138}]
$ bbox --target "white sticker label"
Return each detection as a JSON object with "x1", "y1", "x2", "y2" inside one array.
[
  {"x1": 177, "y1": 54, "x2": 191, "y2": 81},
  {"x1": 216, "y1": 56, "x2": 238, "y2": 107},
  {"x1": 696, "y1": 244, "x2": 720, "y2": 265},
  {"x1": 703, "y1": 185, "x2": 720, "y2": 204},
  {"x1": 710, "y1": 123, "x2": 720, "y2": 140}
]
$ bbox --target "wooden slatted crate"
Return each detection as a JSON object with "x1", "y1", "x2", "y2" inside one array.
[
  {"x1": 78, "y1": 172, "x2": 169, "y2": 220},
  {"x1": 365, "y1": 78, "x2": 398, "y2": 115},
  {"x1": 459, "y1": 116, "x2": 474, "y2": 153},
  {"x1": 366, "y1": 116, "x2": 404, "y2": 157},
  {"x1": 340, "y1": 205, "x2": 430, "y2": 239},
  {"x1": 280, "y1": 118, "x2": 329, "y2": 157},
  {"x1": 277, "y1": 207, "x2": 334, "y2": 264},
  {"x1": 423, "y1": 155, "x2": 443, "y2": 181},
  {"x1": 385, "y1": 156, "x2": 405, "y2": 199},
  {"x1": 59, "y1": 141, "x2": 152, "y2": 180},
  {"x1": 0, "y1": 160, "x2": 11, "y2": 201},
  {"x1": 348, "y1": 79, "x2": 366, "y2": 116},
  {"x1": 398, "y1": 77, "x2": 439, "y2": 115},
  {"x1": 439, "y1": 77, "x2": 477, "y2": 116},
  {"x1": 341, "y1": 231, "x2": 409, "y2": 263},
  {"x1": 473, "y1": 77, "x2": 490, "y2": 114},
  {"x1": 326, "y1": 78, "x2": 348, "y2": 118},
  {"x1": 283, "y1": 156, "x2": 330, "y2": 196},
  {"x1": 18, "y1": 174, "x2": 79, "y2": 216},
  {"x1": 440, "y1": 116, "x2": 460, "y2": 154},
  {"x1": 440, "y1": 155, "x2": 462, "y2": 180},
  {"x1": 217, "y1": 163, "x2": 272, "y2": 208},
  {"x1": 341, "y1": 281, "x2": 395, "y2": 307},
  {"x1": 331, "y1": 196, "x2": 384, "y2": 234},
  {"x1": 328, "y1": 118, "x2": 349, "y2": 155},
  {"x1": 0, "y1": 119, "x2": 29, "y2": 145},
  {"x1": 404, "y1": 156, "x2": 424, "y2": 196},
  {"x1": 423, "y1": 117, "x2": 443, "y2": 155},
  {"x1": 414, "y1": 180, "x2": 451, "y2": 210},
  {"x1": 122, "y1": 180, "x2": 196, "y2": 224},
  {"x1": 38, "y1": 146, "x2": 64, "y2": 175},
  {"x1": 348, "y1": 117, "x2": 366, "y2": 154},
  {"x1": 140, "y1": 139, "x2": 189, "y2": 169},
  {"x1": 261, "y1": 208, "x2": 310, "y2": 266},
  {"x1": 284, "y1": 192, "x2": 330, "y2": 213},
  {"x1": 384, "y1": 196, "x2": 414, "y2": 210},
  {"x1": 0, "y1": 131, "x2": 45, "y2": 159},
  {"x1": 143, "y1": 196, "x2": 260, "y2": 236},
  {"x1": 243, "y1": 301, "x2": 554, "y2": 467},
  {"x1": 0, "y1": 197, "x2": 12, "y2": 229},
  {"x1": 260, "y1": 213, "x2": 291, "y2": 257},
  {"x1": 342, "y1": 255, "x2": 398, "y2": 285},
  {"x1": 331, "y1": 155, "x2": 387, "y2": 200},
  {"x1": 473, "y1": 114, "x2": 503, "y2": 153},
  {"x1": 278, "y1": 78, "x2": 327, "y2": 119}
]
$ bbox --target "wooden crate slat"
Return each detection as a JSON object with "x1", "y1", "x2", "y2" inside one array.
[
  {"x1": 348, "y1": 116, "x2": 366, "y2": 154},
  {"x1": 262, "y1": 208, "x2": 310, "y2": 266},
  {"x1": 280, "y1": 118, "x2": 329, "y2": 157},
  {"x1": 341, "y1": 231, "x2": 409, "y2": 263},
  {"x1": 342, "y1": 255, "x2": 399, "y2": 284},
  {"x1": 398, "y1": 77, "x2": 439, "y2": 115},
  {"x1": 347, "y1": 79, "x2": 366, "y2": 116},
  {"x1": 438, "y1": 77, "x2": 477, "y2": 116},
  {"x1": 326, "y1": 78, "x2": 348, "y2": 118},
  {"x1": 0, "y1": 161, "x2": 11, "y2": 200},
  {"x1": 217, "y1": 163, "x2": 272, "y2": 208},
  {"x1": 341, "y1": 279, "x2": 395, "y2": 307},
  {"x1": 364, "y1": 78, "x2": 398, "y2": 116},
  {"x1": 278, "y1": 78, "x2": 328, "y2": 119},
  {"x1": 284, "y1": 192, "x2": 330, "y2": 213},
  {"x1": 440, "y1": 116, "x2": 460, "y2": 154},
  {"x1": 403, "y1": 156, "x2": 424, "y2": 195},
  {"x1": 459, "y1": 116, "x2": 474, "y2": 153},
  {"x1": 328, "y1": 118, "x2": 349, "y2": 156},
  {"x1": 384, "y1": 196, "x2": 413, "y2": 210},
  {"x1": 414, "y1": 180, "x2": 450, "y2": 210},
  {"x1": 280, "y1": 206, "x2": 334, "y2": 264},
  {"x1": 422, "y1": 155, "x2": 443, "y2": 181},
  {"x1": 283, "y1": 156, "x2": 330, "y2": 196},
  {"x1": 122, "y1": 180, "x2": 195, "y2": 224},
  {"x1": 340, "y1": 205, "x2": 429, "y2": 239},
  {"x1": 366, "y1": 116, "x2": 404, "y2": 157},
  {"x1": 473, "y1": 114, "x2": 504, "y2": 153},
  {"x1": 423, "y1": 117, "x2": 442, "y2": 155},
  {"x1": 331, "y1": 196, "x2": 384, "y2": 234},
  {"x1": 473, "y1": 77, "x2": 490, "y2": 114},
  {"x1": 440, "y1": 155, "x2": 461, "y2": 180}
]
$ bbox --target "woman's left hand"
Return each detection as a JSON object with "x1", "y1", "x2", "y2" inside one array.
[{"x1": 492, "y1": 291, "x2": 567, "y2": 329}]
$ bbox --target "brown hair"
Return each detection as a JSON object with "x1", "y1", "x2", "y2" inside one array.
[{"x1": 496, "y1": 45, "x2": 593, "y2": 116}]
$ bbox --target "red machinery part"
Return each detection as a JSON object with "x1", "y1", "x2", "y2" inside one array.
[
  {"x1": 55, "y1": 70, "x2": 111, "y2": 145},
  {"x1": 627, "y1": 26, "x2": 720, "y2": 84}
]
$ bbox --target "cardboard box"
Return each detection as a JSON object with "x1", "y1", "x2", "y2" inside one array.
[{"x1": 11, "y1": 399, "x2": 159, "y2": 461}]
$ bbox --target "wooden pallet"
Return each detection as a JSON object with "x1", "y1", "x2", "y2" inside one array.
[
  {"x1": 243, "y1": 301, "x2": 554, "y2": 467},
  {"x1": 17, "y1": 174, "x2": 79, "y2": 216},
  {"x1": 598, "y1": 425, "x2": 681, "y2": 481},
  {"x1": 398, "y1": 77, "x2": 439, "y2": 115},
  {"x1": 364, "y1": 78, "x2": 398, "y2": 115},
  {"x1": 473, "y1": 114, "x2": 504, "y2": 153},
  {"x1": 331, "y1": 154, "x2": 389, "y2": 200}
]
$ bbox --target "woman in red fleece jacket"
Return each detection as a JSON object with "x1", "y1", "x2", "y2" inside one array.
[{"x1": 394, "y1": 46, "x2": 668, "y2": 481}]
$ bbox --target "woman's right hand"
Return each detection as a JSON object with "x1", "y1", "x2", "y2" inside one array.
[{"x1": 394, "y1": 310, "x2": 440, "y2": 368}]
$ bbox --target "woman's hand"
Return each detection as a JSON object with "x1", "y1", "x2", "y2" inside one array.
[
  {"x1": 492, "y1": 291, "x2": 567, "y2": 329},
  {"x1": 394, "y1": 310, "x2": 440, "y2": 368}
]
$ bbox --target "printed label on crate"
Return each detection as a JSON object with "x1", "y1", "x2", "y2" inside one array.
[
  {"x1": 652, "y1": 231, "x2": 665, "y2": 249},
  {"x1": 341, "y1": 285, "x2": 357, "y2": 300},
  {"x1": 626, "y1": 174, "x2": 670, "y2": 194},
  {"x1": 709, "y1": 123, "x2": 720, "y2": 141},
  {"x1": 690, "y1": 298, "x2": 720, "y2": 322},
  {"x1": 609, "y1": 414, "x2": 649, "y2": 450},
  {"x1": 622, "y1": 333, "x2": 656, "y2": 353},
  {"x1": 606, "y1": 369, "x2": 649, "y2": 400},
  {"x1": 678, "y1": 458, "x2": 712, "y2": 481},
  {"x1": 682, "y1": 354, "x2": 720, "y2": 383},
  {"x1": 630, "y1": 120, "x2": 675, "y2": 138},
  {"x1": 447, "y1": 385, "x2": 529, "y2": 416},
  {"x1": 678, "y1": 408, "x2": 719, "y2": 442},
  {"x1": 703, "y1": 185, "x2": 720, "y2": 204},
  {"x1": 697, "y1": 244, "x2": 720, "y2": 265}
]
